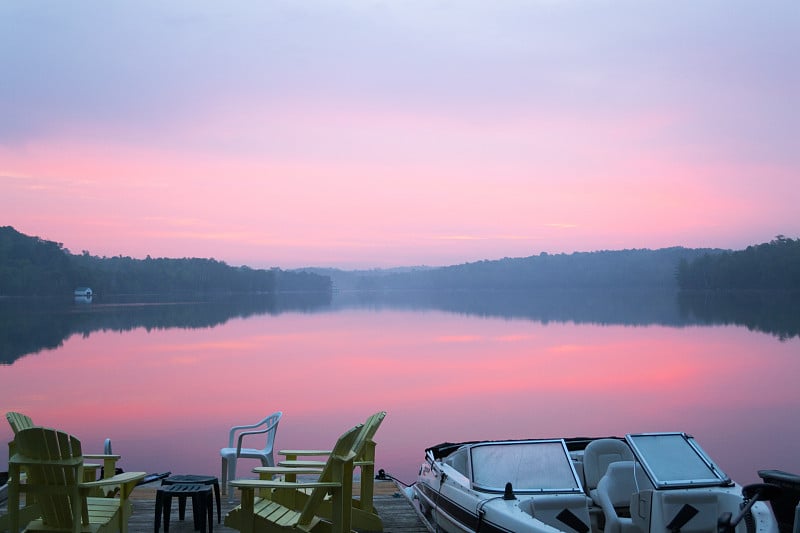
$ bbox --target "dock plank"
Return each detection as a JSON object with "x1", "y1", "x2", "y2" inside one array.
[{"x1": 125, "y1": 480, "x2": 430, "y2": 533}]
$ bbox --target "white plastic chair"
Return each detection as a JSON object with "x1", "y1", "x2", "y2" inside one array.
[{"x1": 220, "y1": 411, "x2": 282, "y2": 495}]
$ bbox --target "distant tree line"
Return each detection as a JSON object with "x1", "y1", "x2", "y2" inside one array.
[
  {"x1": 340, "y1": 247, "x2": 721, "y2": 290},
  {"x1": 0, "y1": 227, "x2": 73, "y2": 296},
  {"x1": 6, "y1": 224, "x2": 799, "y2": 296},
  {"x1": 677, "y1": 236, "x2": 800, "y2": 290},
  {"x1": 0, "y1": 226, "x2": 331, "y2": 297}
]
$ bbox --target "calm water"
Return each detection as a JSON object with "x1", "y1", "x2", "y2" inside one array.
[{"x1": 1, "y1": 290, "x2": 798, "y2": 486}]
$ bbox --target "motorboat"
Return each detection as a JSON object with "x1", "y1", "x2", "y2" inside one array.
[{"x1": 413, "y1": 432, "x2": 783, "y2": 533}]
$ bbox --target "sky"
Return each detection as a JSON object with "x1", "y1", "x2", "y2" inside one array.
[{"x1": 1, "y1": 1, "x2": 798, "y2": 270}]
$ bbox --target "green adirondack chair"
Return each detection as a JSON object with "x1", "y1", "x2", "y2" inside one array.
[
  {"x1": 225, "y1": 423, "x2": 365, "y2": 533},
  {"x1": 6, "y1": 427, "x2": 146, "y2": 533},
  {"x1": 253, "y1": 411, "x2": 387, "y2": 531}
]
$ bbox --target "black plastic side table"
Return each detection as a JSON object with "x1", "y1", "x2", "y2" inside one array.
[
  {"x1": 154, "y1": 483, "x2": 213, "y2": 533},
  {"x1": 162, "y1": 474, "x2": 222, "y2": 525}
]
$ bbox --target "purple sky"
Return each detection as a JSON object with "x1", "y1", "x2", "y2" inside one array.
[{"x1": 1, "y1": 1, "x2": 798, "y2": 268}]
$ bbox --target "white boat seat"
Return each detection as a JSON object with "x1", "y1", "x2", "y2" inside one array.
[
  {"x1": 661, "y1": 491, "x2": 720, "y2": 533},
  {"x1": 583, "y1": 438, "x2": 634, "y2": 502},
  {"x1": 523, "y1": 493, "x2": 592, "y2": 533},
  {"x1": 794, "y1": 503, "x2": 799, "y2": 533},
  {"x1": 570, "y1": 451, "x2": 586, "y2": 490},
  {"x1": 596, "y1": 460, "x2": 640, "y2": 533},
  {"x1": 574, "y1": 460, "x2": 586, "y2": 492}
]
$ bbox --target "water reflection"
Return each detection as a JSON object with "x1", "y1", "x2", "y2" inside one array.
[
  {"x1": 334, "y1": 289, "x2": 692, "y2": 325},
  {"x1": 0, "y1": 292, "x2": 332, "y2": 364},
  {"x1": 333, "y1": 289, "x2": 800, "y2": 340},
  {"x1": 677, "y1": 290, "x2": 800, "y2": 341},
  {"x1": 1, "y1": 299, "x2": 798, "y2": 488},
  {"x1": 2, "y1": 289, "x2": 799, "y2": 366}
]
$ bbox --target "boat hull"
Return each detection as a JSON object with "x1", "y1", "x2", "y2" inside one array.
[
  {"x1": 415, "y1": 463, "x2": 592, "y2": 533},
  {"x1": 413, "y1": 435, "x2": 781, "y2": 533},
  {"x1": 415, "y1": 472, "x2": 778, "y2": 533}
]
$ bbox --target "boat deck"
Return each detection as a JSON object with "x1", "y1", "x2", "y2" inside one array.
[{"x1": 126, "y1": 479, "x2": 431, "y2": 532}]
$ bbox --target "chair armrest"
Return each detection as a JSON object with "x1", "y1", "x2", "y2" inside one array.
[
  {"x1": 254, "y1": 466, "x2": 324, "y2": 483},
  {"x1": 83, "y1": 454, "x2": 121, "y2": 479},
  {"x1": 228, "y1": 416, "x2": 280, "y2": 447},
  {"x1": 80, "y1": 471, "x2": 147, "y2": 497},
  {"x1": 83, "y1": 454, "x2": 121, "y2": 461},
  {"x1": 277, "y1": 458, "x2": 372, "y2": 468},
  {"x1": 228, "y1": 422, "x2": 264, "y2": 446},
  {"x1": 234, "y1": 427, "x2": 270, "y2": 453},
  {"x1": 278, "y1": 460, "x2": 326, "y2": 468},
  {"x1": 253, "y1": 467, "x2": 324, "y2": 475},
  {"x1": 231, "y1": 479, "x2": 343, "y2": 508},
  {"x1": 230, "y1": 479, "x2": 341, "y2": 490},
  {"x1": 279, "y1": 449, "x2": 331, "y2": 457},
  {"x1": 230, "y1": 421, "x2": 266, "y2": 432}
]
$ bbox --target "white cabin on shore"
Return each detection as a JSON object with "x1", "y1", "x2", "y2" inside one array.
[{"x1": 74, "y1": 287, "x2": 93, "y2": 297}]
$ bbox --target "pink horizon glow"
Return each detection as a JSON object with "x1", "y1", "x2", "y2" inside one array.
[{"x1": 1, "y1": 2, "x2": 798, "y2": 269}]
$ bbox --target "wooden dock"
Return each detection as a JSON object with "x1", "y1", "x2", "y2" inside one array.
[{"x1": 127, "y1": 479, "x2": 432, "y2": 533}]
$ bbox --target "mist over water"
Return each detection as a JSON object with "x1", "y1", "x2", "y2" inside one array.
[{"x1": 1, "y1": 290, "x2": 798, "y2": 486}]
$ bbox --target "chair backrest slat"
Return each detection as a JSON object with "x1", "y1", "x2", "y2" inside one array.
[
  {"x1": 6, "y1": 411, "x2": 35, "y2": 434},
  {"x1": 298, "y1": 424, "x2": 363, "y2": 525},
  {"x1": 6, "y1": 411, "x2": 37, "y2": 465},
  {"x1": 296, "y1": 412, "x2": 386, "y2": 528},
  {"x1": 260, "y1": 411, "x2": 282, "y2": 453},
  {"x1": 12, "y1": 426, "x2": 85, "y2": 530},
  {"x1": 351, "y1": 411, "x2": 386, "y2": 513},
  {"x1": 357, "y1": 411, "x2": 385, "y2": 460}
]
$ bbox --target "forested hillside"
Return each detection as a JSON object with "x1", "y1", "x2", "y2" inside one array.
[
  {"x1": 0, "y1": 227, "x2": 73, "y2": 296},
  {"x1": 328, "y1": 247, "x2": 722, "y2": 290},
  {"x1": 0, "y1": 226, "x2": 331, "y2": 297},
  {"x1": 677, "y1": 236, "x2": 800, "y2": 290},
  {"x1": 5, "y1": 225, "x2": 797, "y2": 296}
]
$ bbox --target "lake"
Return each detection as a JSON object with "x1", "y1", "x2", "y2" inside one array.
[{"x1": 1, "y1": 289, "x2": 798, "y2": 486}]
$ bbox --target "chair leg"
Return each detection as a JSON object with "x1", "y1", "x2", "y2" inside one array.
[
  {"x1": 155, "y1": 490, "x2": 163, "y2": 533},
  {"x1": 221, "y1": 458, "x2": 228, "y2": 496},
  {"x1": 178, "y1": 495, "x2": 187, "y2": 520},
  {"x1": 163, "y1": 494, "x2": 173, "y2": 533},
  {"x1": 191, "y1": 493, "x2": 202, "y2": 530},
  {"x1": 207, "y1": 490, "x2": 214, "y2": 533},
  {"x1": 213, "y1": 480, "x2": 221, "y2": 523},
  {"x1": 225, "y1": 458, "x2": 237, "y2": 500}
]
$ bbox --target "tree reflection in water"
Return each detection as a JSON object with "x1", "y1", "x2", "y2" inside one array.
[
  {"x1": 3, "y1": 289, "x2": 799, "y2": 365},
  {"x1": 0, "y1": 290, "x2": 798, "y2": 487}
]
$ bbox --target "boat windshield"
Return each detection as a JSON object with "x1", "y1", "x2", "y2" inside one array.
[
  {"x1": 626, "y1": 432, "x2": 731, "y2": 489},
  {"x1": 469, "y1": 440, "x2": 582, "y2": 494}
]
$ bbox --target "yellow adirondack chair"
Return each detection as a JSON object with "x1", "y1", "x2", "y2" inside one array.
[
  {"x1": 253, "y1": 411, "x2": 386, "y2": 531},
  {"x1": 6, "y1": 427, "x2": 146, "y2": 533},
  {"x1": 2, "y1": 412, "x2": 131, "y2": 532},
  {"x1": 224, "y1": 423, "x2": 365, "y2": 533},
  {"x1": 3, "y1": 414, "x2": 40, "y2": 531},
  {"x1": 6, "y1": 412, "x2": 122, "y2": 485}
]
